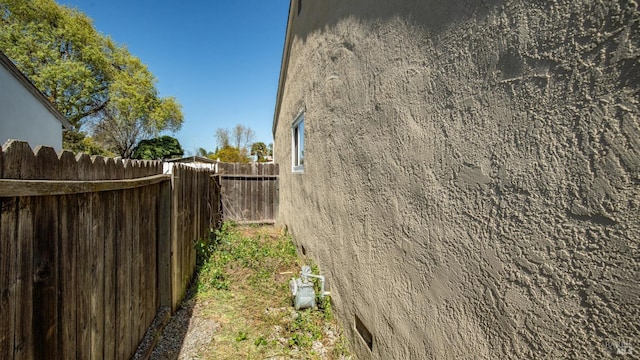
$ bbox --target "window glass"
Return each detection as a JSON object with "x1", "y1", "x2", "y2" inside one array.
[{"x1": 292, "y1": 113, "x2": 304, "y2": 172}]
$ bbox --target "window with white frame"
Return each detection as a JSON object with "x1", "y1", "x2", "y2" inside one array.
[{"x1": 292, "y1": 112, "x2": 304, "y2": 172}]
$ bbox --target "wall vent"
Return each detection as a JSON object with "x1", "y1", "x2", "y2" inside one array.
[{"x1": 355, "y1": 314, "x2": 373, "y2": 351}]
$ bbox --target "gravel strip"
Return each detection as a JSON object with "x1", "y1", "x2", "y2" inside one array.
[{"x1": 149, "y1": 296, "x2": 221, "y2": 360}]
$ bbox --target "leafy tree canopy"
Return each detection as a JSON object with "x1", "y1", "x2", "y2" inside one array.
[
  {"x1": 196, "y1": 147, "x2": 213, "y2": 157},
  {"x1": 209, "y1": 145, "x2": 250, "y2": 163},
  {"x1": 131, "y1": 135, "x2": 184, "y2": 160},
  {"x1": 0, "y1": 0, "x2": 183, "y2": 156},
  {"x1": 250, "y1": 142, "x2": 268, "y2": 162},
  {"x1": 0, "y1": 0, "x2": 111, "y2": 127},
  {"x1": 63, "y1": 130, "x2": 113, "y2": 157}
]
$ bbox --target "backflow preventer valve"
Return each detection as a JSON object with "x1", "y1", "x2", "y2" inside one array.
[{"x1": 289, "y1": 265, "x2": 330, "y2": 310}]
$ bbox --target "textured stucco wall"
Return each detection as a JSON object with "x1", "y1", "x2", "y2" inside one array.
[
  {"x1": 0, "y1": 60, "x2": 64, "y2": 150},
  {"x1": 273, "y1": 0, "x2": 639, "y2": 358}
]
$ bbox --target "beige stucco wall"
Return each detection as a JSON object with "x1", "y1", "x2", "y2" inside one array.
[{"x1": 273, "y1": 0, "x2": 639, "y2": 358}]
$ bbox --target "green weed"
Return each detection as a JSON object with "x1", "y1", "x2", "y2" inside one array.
[
  {"x1": 192, "y1": 222, "x2": 351, "y2": 359},
  {"x1": 254, "y1": 336, "x2": 268, "y2": 347},
  {"x1": 235, "y1": 331, "x2": 248, "y2": 342}
]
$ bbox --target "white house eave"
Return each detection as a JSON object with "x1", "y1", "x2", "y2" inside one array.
[{"x1": 0, "y1": 51, "x2": 73, "y2": 130}]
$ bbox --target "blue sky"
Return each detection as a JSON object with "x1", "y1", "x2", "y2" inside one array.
[{"x1": 57, "y1": 0, "x2": 290, "y2": 155}]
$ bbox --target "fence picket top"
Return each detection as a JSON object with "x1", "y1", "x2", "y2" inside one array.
[
  {"x1": 1, "y1": 139, "x2": 31, "y2": 153},
  {"x1": 121, "y1": 159, "x2": 131, "y2": 179},
  {"x1": 123, "y1": 159, "x2": 133, "y2": 179},
  {"x1": 142, "y1": 160, "x2": 153, "y2": 176},
  {"x1": 34, "y1": 146, "x2": 60, "y2": 180},
  {"x1": 2, "y1": 140, "x2": 35, "y2": 179},
  {"x1": 148, "y1": 161, "x2": 158, "y2": 175},
  {"x1": 0, "y1": 142, "x2": 168, "y2": 181},
  {"x1": 105, "y1": 158, "x2": 121, "y2": 182},
  {"x1": 104, "y1": 158, "x2": 116, "y2": 180},
  {"x1": 143, "y1": 161, "x2": 152, "y2": 176},
  {"x1": 13, "y1": 140, "x2": 34, "y2": 179},
  {"x1": 59, "y1": 151, "x2": 78, "y2": 180},
  {"x1": 137, "y1": 160, "x2": 145, "y2": 178},
  {"x1": 91, "y1": 156, "x2": 107, "y2": 180},
  {"x1": 75, "y1": 153, "x2": 93, "y2": 181},
  {"x1": 91, "y1": 156, "x2": 106, "y2": 181},
  {"x1": 113, "y1": 158, "x2": 125, "y2": 179},
  {"x1": 146, "y1": 160, "x2": 159, "y2": 176},
  {"x1": 124, "y1": 160, "x2": 140, "y2": 179}
]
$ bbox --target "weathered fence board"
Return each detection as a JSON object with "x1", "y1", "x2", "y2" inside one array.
[
  {"x1": 0, "y1": 197, "x2": 17, "y2": 358},
  {"x1": 217, "y1": 162, "x2": 279, "y2": 223},
  {"x1": 169, "y1": 164, "x2": 212, "y2": 310},
  {"x1": 32, "y1": 147, "x2": 56, "y2": 359},
  {"x1": 103, "y1": 180, "x2": 117, "y2": 359},
  {"x1": 157, "y1": 180, "x2": 172, "y2": 310},
  {"x1": 59, "y1": 152, "x2": 78, "y2": 359},
  {"x1": 210, "y1": 174, "x2": 222, "y2": 228},
  {"x1": 0, "y1": 140, "x2": 217, "y2": 360},
  {"x1": 58, "y1": 195, "x2": 74, "y2": 358},
  {"x1": 116, "y1": 187, "x2": 132, "y2": 359},
  {"x1": 76, "y1": 154, "x2": 92, "y2": 359}
]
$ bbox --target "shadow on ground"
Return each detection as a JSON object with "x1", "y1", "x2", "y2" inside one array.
[{"x1": 132, "y1": 273, "x2": 220, "y2": 360}]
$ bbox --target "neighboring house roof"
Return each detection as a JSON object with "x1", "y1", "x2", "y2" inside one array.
[
  {"x1": 165, "y1": 156, "x2": 218, "y2": 164},
  {"x1": 0, "y1": 50, "x2": 72, "y2": 130},
  {"x1": 272, "y1": 0, "x2": 295, "y2": 136}
]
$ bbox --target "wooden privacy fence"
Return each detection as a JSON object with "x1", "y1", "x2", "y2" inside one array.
[
  {"x1": 216, "y1": 162, "x2": 278, "y2": 224},
  {"x1": 0, "y1": 140, "x2": 213, "y2": 360},
  {"x1": 170, "y1": 164, "x2": 216, "y2": 309}
]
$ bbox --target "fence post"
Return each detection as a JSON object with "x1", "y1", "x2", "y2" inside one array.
[{"x1": 157, "y1": 178, "x2": 172, "y2": 310}]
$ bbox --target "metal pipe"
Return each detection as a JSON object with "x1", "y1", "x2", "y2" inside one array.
[{"x1": 301, "y1": 266, "x2": 330, "y2": 298}]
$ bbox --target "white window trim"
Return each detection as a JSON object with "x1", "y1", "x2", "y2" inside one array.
[{"x1": 292, "y1": 111, "x2": 304, "y2": 173}]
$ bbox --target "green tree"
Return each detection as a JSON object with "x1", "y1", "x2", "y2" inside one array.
[
  {"x1": 209, "y1": 145, "x2": 250, "y2": 163},
  {"x1": 0, "y1": 0, "x2": 113, "y2": 128},
  {"x1": 250, "y1": 142, "x2": 268, "y2": 162},
  {"x1": 214, "y1": 124, "x2": 255, "y2": 160},
  {"x1": 63, "y1": 130, "x2": 113, "y2": 156},
  {"x1": 131, "y1": 135, "x2": 184, "y2": 160},
  {"x1": 92, "y1": 50, "x2": 183, "y2": 157},
  {"x1": 0, "y1": 0, "x2": 183, "y2": 155},
  {"x1": 196, "y1": 147, "x2": 213, "y2": 157}
]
